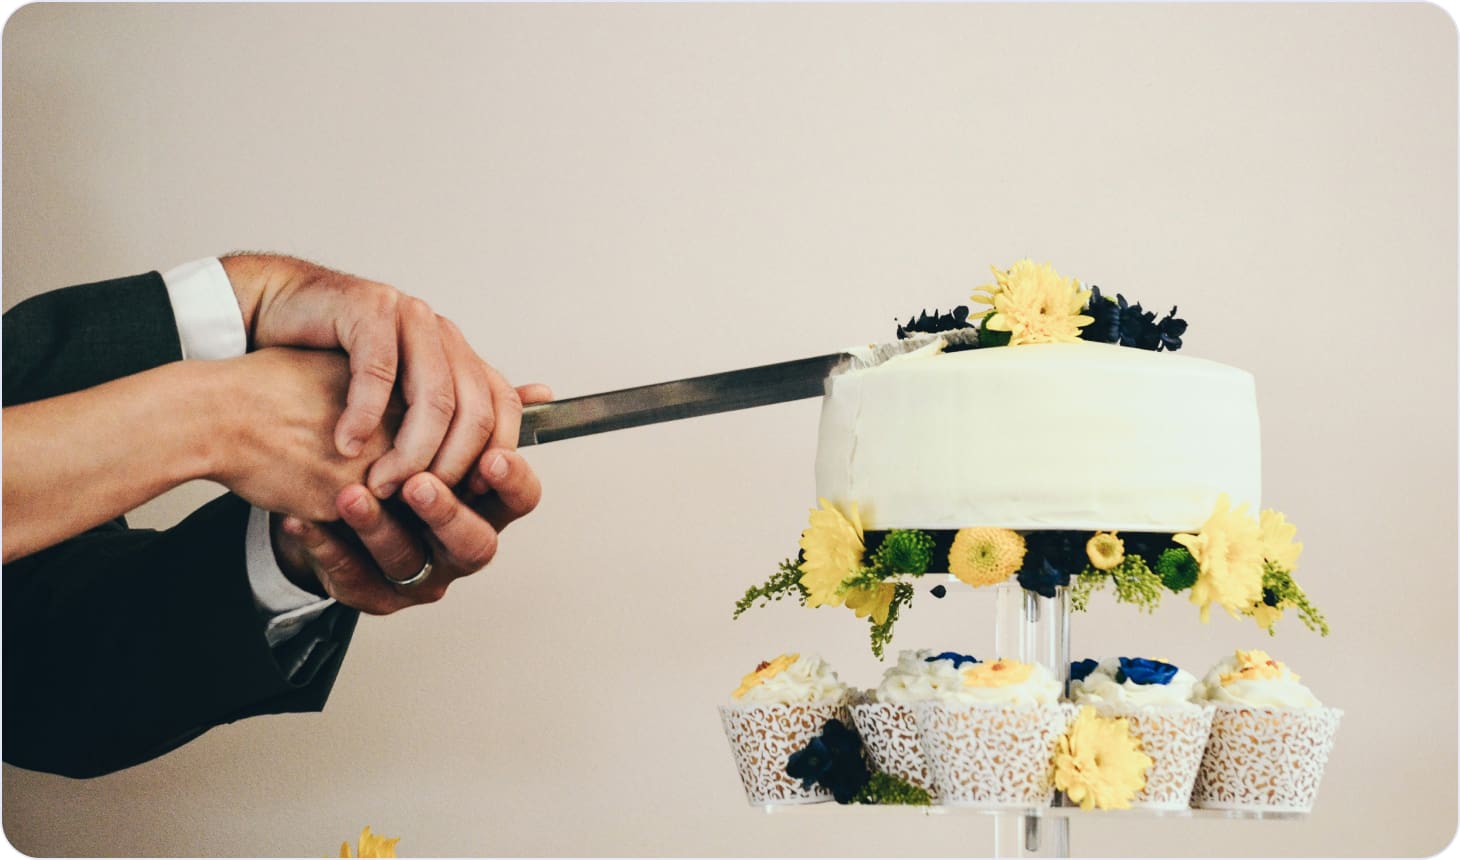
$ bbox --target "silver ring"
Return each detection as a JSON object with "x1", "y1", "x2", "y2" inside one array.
[{"x1": 383, "y1": 545, "x2": 433, "y2": 587}]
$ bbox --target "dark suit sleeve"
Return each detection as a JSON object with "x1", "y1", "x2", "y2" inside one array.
[
  {"x1": 2, "y1": 272, "x2": 358, "y2": 778},
  {"x1": 2, "y1": 271, "x2": 184, "y2": 405}
]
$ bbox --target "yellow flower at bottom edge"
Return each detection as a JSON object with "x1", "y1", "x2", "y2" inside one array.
[
  {"x1": 798, "y1": 498, "x2": 866, "y2": 608},
  {"x1": 844, "y1": 582, "x2": 897, "y2": 625},
  {"x1": 340, "y1": 826, "x2": 400, "y2": 859},
  {"x1": 1053, "y1": 706, "x2": 1153, "y2": 811},
  {"x1": 1172, "y1": 494, "x2": 1264, "y2": 623}
]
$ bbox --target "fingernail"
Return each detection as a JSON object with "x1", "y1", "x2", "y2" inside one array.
[
  {"x1": 487, "y1": 453, "x2": 509, "y2": 480},
  {"x1": 345, "y1": 492, "x2": 371, "y2": 518},
  {"x1": 341, "y1": 437, "x2": 364, "y2": 457},
  {"x1": 374, "y1": 482, "x2": 398, "y2": 500},
  {"x1": 410, "y1": 480, "x2": 437, "y2": 505}
]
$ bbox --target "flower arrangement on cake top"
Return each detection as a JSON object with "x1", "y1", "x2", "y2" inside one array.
[{"x1": 733, "y1": 260, "x2": 1327, "y2": 656}]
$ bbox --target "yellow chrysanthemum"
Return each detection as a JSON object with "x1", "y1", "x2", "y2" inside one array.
[
  {"x1": 733, "y1": 653, "x2": 800, "y2": 699},
  {"x1": 798, "y1": 498, "x2": 866, "y2": 608},
  {"x1": 1053, "y1": 706, "x2": 1154, "y2": 811},
  {"x1": 1259, "y1": 508, "x2": 1302, "y2": 573},
  {"x1": 948, "y1": 527, "x2": 1026, "y2": 587},
  {"x1": 340, "y1": 827, "x2": 399, "y2": 859},
  {"x1": 1250, "y1": 600, "x2": 1286, "y2": 632},
  {"x1": 1172, "y1": 494, "x2": 1264, "y2": 623},
  {"x1": 1086, "y1": 531, "x2": 1125, "y2": 571},
  {"x1": 971, "y1": 259, "x2": 1093, "y2": 346},
  {"x1": 844, "y1": 582, "x2": 897, "y2": 625},
  {"x1": 962, "y1": 658, "x2": 1034, "y2": 688}
]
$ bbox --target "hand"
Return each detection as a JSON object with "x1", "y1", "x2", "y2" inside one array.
[
  {"x1": 269, "y1": 384, "x2": 552, "y2": 611},
  {"x1": 208, "y1": 347, "x2": 401, "y2": 523},
  {"x1": 220, "y1": 254, "x2": 525, "y2": 498}
]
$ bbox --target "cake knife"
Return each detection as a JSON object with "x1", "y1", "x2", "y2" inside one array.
[{"x1": 516, "y1": 328, "x2": 976, "y2": 447}]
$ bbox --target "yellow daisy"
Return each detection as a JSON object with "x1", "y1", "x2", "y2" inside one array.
[
  {"x1": 962, "y1": 658, "x2": 1034, "y2": 688},
  {"x1": 1259, "y1": 508, "x2": 1302, "y2": 573},
  {"x1": 971, "y1": 259, "x2": 1093, "y2": 346},
  {"x1": 1173, "y1": 494, "x2": 1264, "y2": 623},
  {"x1": 844, "y1": 582, "x2": 897, "y2": 625},
  {"x1": 1053, "y1": 706, "x2": 1153, "y2": 811},
  {"x1": 798, "y1": 498, "x2": 866, "y2": 608},
  {"x1": 733, "y1": 653, "x2": 800, "y2": 699},
  {"x1": 948, "y1": 527, "x2": 1026, "y2": 587},
  {"x1": 340, "y1": 827, "x2": 400, "y2": 859},
  {"x1": 1085, "y1": 531, "x2": 1125, "y2": 571}
]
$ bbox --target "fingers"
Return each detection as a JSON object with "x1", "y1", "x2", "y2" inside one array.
[
  {"x1": 516, "y1": 383, "x2": 554, "y2": 406},
  {"x1": 279, "y1": 515, "x2": 413, "y2": 615},
  {"x1": 333, "y1": 289, "x2": 401, "y2": 458},
  {"x1": 424, "y1": 317, "x2": 497, "y2": 488},
  {"x1": 364, "y1": 298, "x2": 456, "y2": 498},
  {"x1": 468, "y1": 449, "x2": 543, "y2": 532},
  {"x1": 400, "y1": 472, "x2": 502, "y2": 574}
]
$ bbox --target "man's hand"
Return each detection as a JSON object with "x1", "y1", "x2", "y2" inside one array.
[{"x1": 220, "y1": 254, "x2": 524, "y2": 498}]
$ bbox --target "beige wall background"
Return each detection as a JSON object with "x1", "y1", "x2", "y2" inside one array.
[{"x1": 2, "y1": 3, "x2": 1454, "y2": 857}]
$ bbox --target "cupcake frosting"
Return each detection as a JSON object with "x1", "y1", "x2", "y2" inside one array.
[
  {"x1": 875, "y1": 649, "x2": 979, "y2": 704},
  {"x1": 1197, "y1": 649, "x2": 1321, "y2": 708},
  {"x1": 929, "y1": 657, "x2": 1062, "y2": 706},
  {"x1": 732, "y1": 653, "x2": 848, "y2": 705},
  {"x1": 1069, "y1": 657, "x2": 1199, "y2": 710}
]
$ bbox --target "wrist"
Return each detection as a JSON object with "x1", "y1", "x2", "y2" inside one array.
[
  {"x1": 220, "y1": 253, "x2": 293, "y2": 347},
  {"x1": 194, "y1": 355, "x2": 255, "y2": 488}
]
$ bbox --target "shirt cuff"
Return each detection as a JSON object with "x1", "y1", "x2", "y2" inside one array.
[
  {"x1": 245, "y1": 505, "x2": 335, "y2": 648},
  {"x1": 160, "y1": 257, "x2": 247, "y2": 360}
]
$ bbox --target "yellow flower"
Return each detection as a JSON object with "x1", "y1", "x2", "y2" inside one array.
[
  {"x1": 1053, "y1": 706, "x2": 1154, "y2": 811},
  {"x1": 1259, "y1": 508, "x2": 1302, "y2": 573},
  {"x1": 1218, "y1": 649, "x2": 1295, "y2": 686},
  {"x1": 971, "y1": 260, "x2": 1093, "y2": 346},
  {"x1": 798, "y1": 498, "x2": 866, "y2": 608},
  {"x1": 1172, "y1": 494, "x2": 1264, "y2": 623},
  {"x1": 733, "y1": 653, "x2": 800, "y2": 699},
  {"x1": 340, "y1": 827, "x2": 399, "y2": 859},
  {"x1": 1250, "y1": 600, "x2": 1286, "y2": 632},
  {"x1": 948, "y1": 527, "x2": 1026, "y2": 587},
  {"x1": 844, "y1": 582, "x2": 897, "y2": 625},
  {"x1": 962, "y1": 658, "x2": 1034, "y2": 688},
  {"x1": 1086, "y1": 531, "x2": 1125, "y2": 571}
]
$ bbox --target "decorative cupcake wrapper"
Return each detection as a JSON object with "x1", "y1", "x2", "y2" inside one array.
[
  {"x1": 1192, "y1": 704, "x2": 1342, "y2": 813},
  {"x1": 913, "y1": 701, "x2": 1077, "y2": 808},
  {"x1": 849, "y1": 699, "x2": 939, "y2": 800},
  {"x1": 718, "y1": 701, "x2": 851, "y2": 806},
  {"x1": 1083, "y1": 704, "x2": 1215, "y2": 810}
]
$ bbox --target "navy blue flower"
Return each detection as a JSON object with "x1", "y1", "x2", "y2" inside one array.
[
  {"x1": 785, "y1": 719, "x2": 870, "y2": 803},
  {"x1": 1080, "y1": 286, "x2": 1120, "y2": 344},
  {"x1": 1069, "y1": 658, "x2": 1100, "y2": 683},
  {"x1": 1155, "y1": 306, "x2": 1187, "y2": 352},
  {"x1": 1018, "y1": 557, "x2": 1069, "y2": 598},
  {"x1": 896, "y1": 307, "x2": 974, "y2": 340},
  {"x1": 1115, "y1": 657, "x2": 1179, "y2": 686},
  {"x1": 925, "y1": 651, "x2": 980, "y2": 669}
]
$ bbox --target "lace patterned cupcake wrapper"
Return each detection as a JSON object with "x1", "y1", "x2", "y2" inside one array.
[
  {"x1": 1192, "y1": 705, "x2": 1343, "y2": 813},
  {"x1": 849, "y1": 700, "x2": 939, "y2": 800},
  {"x1": 913, "y1": 702, "x2": 1078, "y2": 808},
  {"x1": 718, "y1": 701, "x2": 852, "y2": 806}
]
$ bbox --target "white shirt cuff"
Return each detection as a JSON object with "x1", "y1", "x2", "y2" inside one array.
[
  {"x1": 246, "y1": 505, "x2": 335, "y2": 648},
  {"x1": 160, "y1": 257, "x2": 247, "y2": 360}
]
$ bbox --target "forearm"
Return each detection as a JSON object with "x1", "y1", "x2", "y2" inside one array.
[{"x1": 1, "y1": 360, "x2": 226, "y2": 562}]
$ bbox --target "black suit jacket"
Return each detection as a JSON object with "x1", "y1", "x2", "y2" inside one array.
[{"x1": 3, "y1": 271, "x2": 358, "y2": 778}]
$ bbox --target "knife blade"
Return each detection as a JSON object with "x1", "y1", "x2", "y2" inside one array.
[{"x1": 516, "y1": 329, "x2": 973, "y2": 447}]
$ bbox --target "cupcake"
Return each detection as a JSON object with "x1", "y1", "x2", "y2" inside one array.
[
  {"x1": 1190, "y1": 649, "x2": 1342, "y2": 812},
  {"x1": 718, "y1": 653, "x2": 851, "y2": 806},
  {"x1": 1067, "y1": 657, "x2": 1214, "y2": 810},
  {"x1": 910, "y1": 657, "x2": 1074, "y2": 808},
  {"x1": 849, "y1": 650, "x2": 976, "y2": 800}
]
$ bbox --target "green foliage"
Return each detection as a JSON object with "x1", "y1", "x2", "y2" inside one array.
[
  {"x1": 1154, "y1": 547, "x2": 1199, "y2": 592},
  {"x1": 977, "y1": 310, "x2": 1011, "y2": 347},
  {"x1": 852, "y1": 771, "x2": 933, "y2": 805},
  {"x1": 869, "y1": 582, "x2": 915, "y2": 659},
  {"x1": 1263, "y1": 562, "x2": 1330, "y2": 636},
  {"x1": 870, "y1": 530, "x2": 935, "y2": 577},
  {"x1": 1110, "y1": 555, "x2": 1164, "y2": 613},
  {"x1": 733, "y1": 558, "x2": 809, "y2": 619},
  {"x1": 1068, "y1": 566, "x2": 1105, "y2": 612},
  {"x1": 837, "y1": 565, "x2": 885, "y2": 595}
]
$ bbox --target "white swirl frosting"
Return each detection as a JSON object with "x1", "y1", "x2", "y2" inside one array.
[
  {"x1": 1068, "y1": 658, "x2": 1200, "y2": 710},
  {"x1": 892, "y1": 656, "x2": 1061, "y2": 706},
  {"x1": 874, "y1": 650, "x2": 971, "y2": 704},
  {"x1": 1196, "y1": 651, "x2": 1321, "y2": 709},
  {"x1": 733, "y1": 653, "x2": 849, "y2": 705}
]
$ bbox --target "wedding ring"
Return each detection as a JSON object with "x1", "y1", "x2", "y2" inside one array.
[{"x1": 383, "y1": 545, "x2": 433, "y2": 587}]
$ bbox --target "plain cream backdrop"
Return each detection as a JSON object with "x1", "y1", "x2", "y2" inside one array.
[{"x1": 1, "y1": 3, "x2": 1454, "y2": 857}]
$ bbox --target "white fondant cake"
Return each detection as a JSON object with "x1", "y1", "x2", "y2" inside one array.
[{"x1": 814, "y1": 341, "x2": 1260, "y2": 532}]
